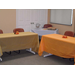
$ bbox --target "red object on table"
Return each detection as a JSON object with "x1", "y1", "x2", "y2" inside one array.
[
  {"x1": 15, "y1": 31, "x2": 19, "y2": 34},
  {"x1": 62, "y1": 35, "x2": 67, "y2": 38}
]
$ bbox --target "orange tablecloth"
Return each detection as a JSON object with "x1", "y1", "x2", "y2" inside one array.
[{"x1": 38, "y1": 34, "x2": 75, "y2": 59}]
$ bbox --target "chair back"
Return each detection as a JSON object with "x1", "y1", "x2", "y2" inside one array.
[
  {"x1": 0, "y1": 29, "x2": 3, "y2": 34},
  {"x1": 13, "y1": 28, "x2": 24, "y2": 33},
  {"x1": 43, "y1": 24, "x2": 52, "y2": 28},
  {"x1": 64, "y1": 31, "x2": 74, "y2": 37}
]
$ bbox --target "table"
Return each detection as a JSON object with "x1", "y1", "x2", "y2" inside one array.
[
  {"x1": 31, "y1": 28, "x2": 58, "y2": 36},
  {"x1": 31, "y1": 28, "x2": 58, "y2": 57},
  {"x1": 31, "y1": 28, "x2": 58, "y2": 56},
  {"x1": 0, "y1": 32, "x2": 39, "y2": 60},
  {"x1": 38, "y1": 34, "x2": 75, "y2": 64}
]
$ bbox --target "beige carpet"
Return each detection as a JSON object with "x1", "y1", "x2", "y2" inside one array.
[{"x1": 0, "y1": 49, "x2": 74, "y2": 65}]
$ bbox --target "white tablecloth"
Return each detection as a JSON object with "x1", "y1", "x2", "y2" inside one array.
[{"x1": 31, "y1": 28, "x2": 58, "y2": 36}]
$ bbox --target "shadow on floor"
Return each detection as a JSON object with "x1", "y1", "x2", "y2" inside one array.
[
  {"x1": 46, "y1": 55, "x2": 74, "y2": 65},
  {"x1": 1, "y1": 49, "x2": 35, "y2": 62}
]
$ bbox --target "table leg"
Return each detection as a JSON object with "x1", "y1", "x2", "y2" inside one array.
[
  {"x1": 74, "y1": 55, "x2": 75, "y2": 65},
  {"x1": 74, "y1": 59, "x2": 75, "y2": 65},
  {"x1": 43, "y1": 53, "x2": 52, "y2": 57},
  {"x1": 0, "y1": 57, "x2": 2, "y2": 61},
  {"x1": 26, "y1": 48, "x2": 36, "y2": 54},
  {"x1": 5, "y1": 51, "x2": 11, "y2": 55},
  {"x1": 14, "y1": 50, "x2": 20, "y2": 54}
]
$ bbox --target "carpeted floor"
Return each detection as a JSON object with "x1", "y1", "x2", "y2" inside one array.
[{"x1": 0, "y1": 49, "x2": 74, "y2": 65}]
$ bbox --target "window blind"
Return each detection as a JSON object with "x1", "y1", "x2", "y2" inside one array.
[{"x1": 50, "y1": 9, "x2": 73, "y2": 25}]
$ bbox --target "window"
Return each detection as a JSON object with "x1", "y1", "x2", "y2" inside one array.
[{"x1": 50, "y1": 9, "x2": 73, "y2": 25}]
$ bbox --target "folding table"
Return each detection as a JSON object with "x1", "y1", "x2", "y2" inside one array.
[
  {"x1": 0, "y1": 32, "x2": 39, "y2": 61},
  {"x1": 38, "y1": 34, "x2": 75, "y2": 64}
]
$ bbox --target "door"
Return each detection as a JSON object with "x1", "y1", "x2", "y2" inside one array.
[
  {"x1": 16, "y1": 9, "x2": 31, "y2": 32},
  {"x1": 16, "y1": 9, "x2": 48, "y2": 32}
]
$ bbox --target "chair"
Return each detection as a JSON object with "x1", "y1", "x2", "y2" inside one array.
[
  {"x1": 13, "y1": 28, "x2": 24, "y2": 54},
  {"x1": 64, "y1": 31, "x2": 74, "y2": 37},
  {"x1": 0, "y1": 29, "x2": 11, "y2": 55},
  {"x1": 13, "y1": 28, "x2": 24, "y2": 33},
  {"x1": 0, "y1": 29, "x2": 3, "y2": 34},
  {"x1": 43, "y1": 24, "x2": 52, "y2": 28},
  {"x1": 64, "y1": 31, "x2": 74, "y2": 61}
]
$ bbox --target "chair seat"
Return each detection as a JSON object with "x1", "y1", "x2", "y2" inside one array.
[
  {"x1": 43, "y1": 24, "x2": 52, "y2": 28},
  {"x1": 64, "y1": 31, "x2": 74, "y2": 37},
  {"x1": 0, "y1": 29, "x2": 3, "y2": 34},
  {"x1": 13, "y1": 28, "x2": 24, "y2": 33}
]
